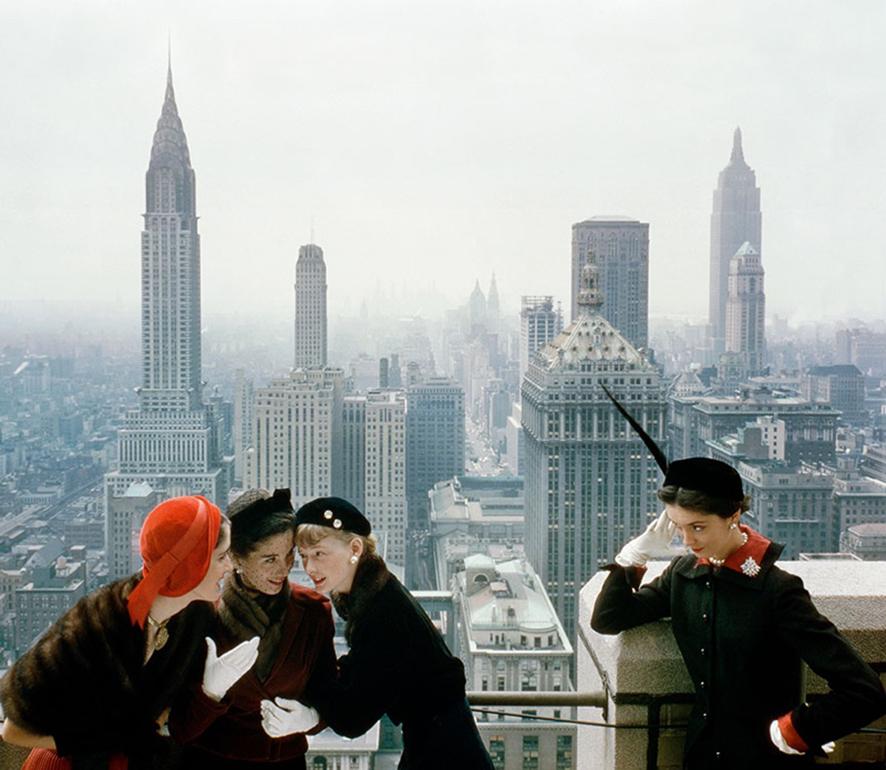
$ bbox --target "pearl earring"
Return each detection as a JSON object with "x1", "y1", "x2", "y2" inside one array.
[
  {"x1": 729, "y1": 522, "x2": 738, "y2": 530},
  {"x1": 349, "y1": 555, "x2": 358, "y2": 564}
]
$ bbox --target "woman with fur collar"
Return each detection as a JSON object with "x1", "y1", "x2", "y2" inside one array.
[
  {"x1": 258, "y1": 496, "x2": 494, "y2": 770},
  {"x1": 0, "y1": 495, "x2": 259, "y2": 770},
  {"x1": 169, "y1": 488, "x2": 337, "y2": 770}
]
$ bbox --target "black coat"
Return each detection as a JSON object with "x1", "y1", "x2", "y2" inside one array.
[
  {"x1": 0, "y1": 575, "x2": 213, "y2": 770},
  {"x1": 591, "y1": 541, "x2": 886, "y2": 770},
  {"x1": 312, "y1": 555, "x2": 492, "y2": 769}
]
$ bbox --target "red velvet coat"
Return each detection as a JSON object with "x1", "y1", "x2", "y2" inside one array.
[{"x1": 170, "y1": 583, "x2": 336, "y2": 764}]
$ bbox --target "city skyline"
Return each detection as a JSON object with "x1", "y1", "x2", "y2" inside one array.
[{"x1": 1, "y1": 1, "x2": 885, "y2": 327}]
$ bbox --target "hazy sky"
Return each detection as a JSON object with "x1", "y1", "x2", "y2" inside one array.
[{"x1": 1, "y1": 0, "x2": 884, "y2": 327}]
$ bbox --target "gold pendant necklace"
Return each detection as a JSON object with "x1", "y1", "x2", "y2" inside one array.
[{"x1": 147, "y1": 615, "x2": 170, "y2": 651}]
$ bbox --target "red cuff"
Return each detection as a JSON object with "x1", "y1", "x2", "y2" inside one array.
[{"x1": 777, "y1": 713, "x2": 808, "y2": 752}]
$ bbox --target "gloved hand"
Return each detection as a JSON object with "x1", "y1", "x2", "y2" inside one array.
[
  {"x1": 260, "y1": 696, "x2": 320, "y2": 738},
  {"x1": 202, "y1": 636, "x2": 260, "y2": 701},
  {"x1": 615, "y1": 510, "x2": 678, "y2": 567},
  {"x1": 769, "y1": 720, "x2": 835, "y2": 755}
]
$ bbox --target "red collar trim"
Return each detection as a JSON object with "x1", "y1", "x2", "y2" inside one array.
[{"x1": 696, "y1": 525, "x2": 770, "y2": 575}]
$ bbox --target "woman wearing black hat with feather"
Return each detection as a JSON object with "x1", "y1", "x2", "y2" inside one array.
[
  {"x1": 257, "y1": 496, "x2": 494, "y2": 770},
  {"x1": 591, "y1": 389, "x2": 886, "y2": 769}
]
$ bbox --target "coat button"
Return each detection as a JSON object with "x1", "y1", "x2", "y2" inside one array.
[
  {"x1": 705, "y1": 581, "x2": 711, "y2": 588},
  {"x1": 702, "y1": 712, "x2": 708, "y2": 719},
  {"x1": 702, "y1": 613, "x2": 709, "y2": 622},
  {"x1": 700, "y1": 647, "x2": 706, "y2": 655},
  {"x1": 700, "y1": 680, "x2": 705, "y2": 688}
]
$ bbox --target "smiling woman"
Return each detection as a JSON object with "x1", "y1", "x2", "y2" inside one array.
[{"x1": 169, "y1": 488, "x2": 337, "y2": 770}]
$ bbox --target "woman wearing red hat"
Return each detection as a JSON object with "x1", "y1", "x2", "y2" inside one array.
[
  {"x1": 169, "y1": 488, "x2": 337, "y2": 769},
  {"x1": 257, "y1": 496, "x2": 494, "y2": 770},
  {"x1": 0, "y1": 494, "x2": 259, "y2": 770},
  {"x1": 591, "y1": 391, "x2": 886, "y2": 769}
]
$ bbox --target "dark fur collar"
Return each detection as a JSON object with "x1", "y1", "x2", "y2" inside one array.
[
  {"x1": 331, "y1": 553, "x2": 390, "y2": 644},
  {"x1": 219, "y1": 573, "x2": 289, "y2": 681}
]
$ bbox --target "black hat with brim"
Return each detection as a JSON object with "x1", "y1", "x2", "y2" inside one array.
[
  {"x1": 663, "y1": 457, "x2": 743, "y2": 501},
  {"x1": 294, "y1": 496, "x2": 371, "y2": 536}
]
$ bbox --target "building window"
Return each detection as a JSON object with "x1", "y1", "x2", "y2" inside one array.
[
  {"x1": 489, "y1": 736, "x2": 505, "y2": 770},
  {"x1": 556, "y1": 735, "x2": 573, "y2": 770},
  {"x1": 522, "y1": 735, "x2": 539, "y2": 770}
]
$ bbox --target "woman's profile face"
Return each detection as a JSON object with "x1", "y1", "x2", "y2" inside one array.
[
  {"x1": 235, "y1": 530, "x2": 296, "y2": 596},
  {"x1": 666, "y1": 504, "x2": 737, "y2": 561},
  {"x1": 298, "y1": 535, "x2": 360, "y2": 595},
  {"x1": 190, "y1": 522, "x2": 233, "y2": 602}
]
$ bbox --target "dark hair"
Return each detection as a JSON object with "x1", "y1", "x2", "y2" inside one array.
[
  {"x1": 227, "y1": 489, "x2": 295, "y2": 559},
  {"x1": 657, "y1": 485, "x2": 751, "y2": 519}
]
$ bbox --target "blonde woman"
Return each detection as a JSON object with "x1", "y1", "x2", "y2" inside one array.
[{"x1": 260, "y1": 497, "x2": 494, "y2": 770}]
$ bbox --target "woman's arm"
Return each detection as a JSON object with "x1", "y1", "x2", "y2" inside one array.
[
  {"x1": 775, "y1": 573, "x2": 886, "y2": 749},
  {"x1": 1, "y1": 718, "x2": 57, "y2": 750},
  {"x1": 590, "y1": 562, "x2": 673, "y2": 634}
]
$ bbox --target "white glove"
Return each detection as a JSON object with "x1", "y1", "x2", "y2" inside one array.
[
  {"x1": 769, "y1": 720, "x2": 835, "y2": 755},
  {"x1": 615, "y1": 510, "x2": 678, "y2": 567},
  {"x1": 260, "y1": 696, "x2": 320, "y2": 738},
  {"x1": 202, "y1": 636, "x2": 260, "y2": 701}
]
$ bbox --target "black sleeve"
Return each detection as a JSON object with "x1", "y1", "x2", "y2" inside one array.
[
  {"x1": 775, "y1": 573, "x2": 886, "y2": 747},
  {"x1": 309, "y1": 610, "x2": 408, "y2": 738},
  {"x1": 590, "y1": 561, "x2": 674, "y2": 634}
]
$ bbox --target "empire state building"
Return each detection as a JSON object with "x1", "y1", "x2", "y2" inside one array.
[
  {"x1": 708, "y1": 128, "x2": 762, "y2": 354},
  {"x1": 105, "y1": 65, "x2": 232, "y2": 577}
]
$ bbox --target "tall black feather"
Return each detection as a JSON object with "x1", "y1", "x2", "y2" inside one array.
[{"x1": 600, "y1": 384, "x2": 669, "y2": 474}]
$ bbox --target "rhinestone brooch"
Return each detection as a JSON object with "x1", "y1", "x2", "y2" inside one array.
[{"x1": 740, "y1": 557, "x2": 761, "y2": 577}]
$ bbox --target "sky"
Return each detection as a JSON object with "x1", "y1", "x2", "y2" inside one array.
[{"x1": 1, "y1": 0, "x2": 884, "y2": 328}]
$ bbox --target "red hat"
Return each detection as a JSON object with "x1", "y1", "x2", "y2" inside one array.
[{"x1": 126, "y1": 495, "x2": 222, "y2": 628}]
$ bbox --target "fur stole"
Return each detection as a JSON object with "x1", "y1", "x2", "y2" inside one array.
[
  {"x1": 218, "y1": 573, "x2": 288, "y2": 681},
  {"x1": 0, "y1": 575, "x2": 210, "y2": 765},
  {"x1": 331, "y1": 553, "x2": 391, "y2": 645}
]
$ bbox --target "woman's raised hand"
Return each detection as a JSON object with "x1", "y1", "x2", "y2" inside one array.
[
  {"x1": 201, "y1": 636, "x2": 260, "y2": 701},
  {"x1": 260, "y1": 697, "x2": 320, "y2": 737},
  {"x1": 615, "y1": 510, "x2": 678, "y2": 567}
]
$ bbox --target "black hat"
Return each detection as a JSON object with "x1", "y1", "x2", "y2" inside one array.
[
  {"x1": 600, "y1": 385, "x2": 743, "y2": 501},
  {"x1": 294, "y1": 497, "x2": 371, "y2": 536},
  {"x1": 663, "y1": 458, "x2": 743, "y2": 501},
  {"x1": 228, "y1": 488, "x2": 293, "y2": 521}
]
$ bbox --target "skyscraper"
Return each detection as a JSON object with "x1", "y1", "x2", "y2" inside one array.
[
  {"x1": 342, "y1": 396, "x2": 367, "y2": 511},
  {"x1": 365, "y1": 390, "x2": 408, "y2": 566},
  {"x1": 294, "y1": 243, "x2": 327, "y2": 369},
  {"x1": 245, "y1": 368, "x2": 344, "y2": 507},
  {"x1": 405, "y1": 377, "x2": 466, "y2": 531},
  {"x1": 709, "y1": 128, "x2": 762, "y2": 353},
  {"x1": 487, "y1": 273, "x2": 500, "y2": 327},
  {"x1": 724, "y1": 241, "x2": 766, "y2": 375},
  {"x1": 233, "y1": 368, "x2": 254, "y2": 485},
  {"x1": 523, "y1": 259, "x2": 664, "y2": 636},
  {"x1": 519, "y1": 296, "x2": 561, "y2": 391},
  {"x1": 571, "y1": 217, "x2": 649, "y2": 349},
  {"x1": 105, "y1": 65, "x2": 231, "y2": 523}
]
